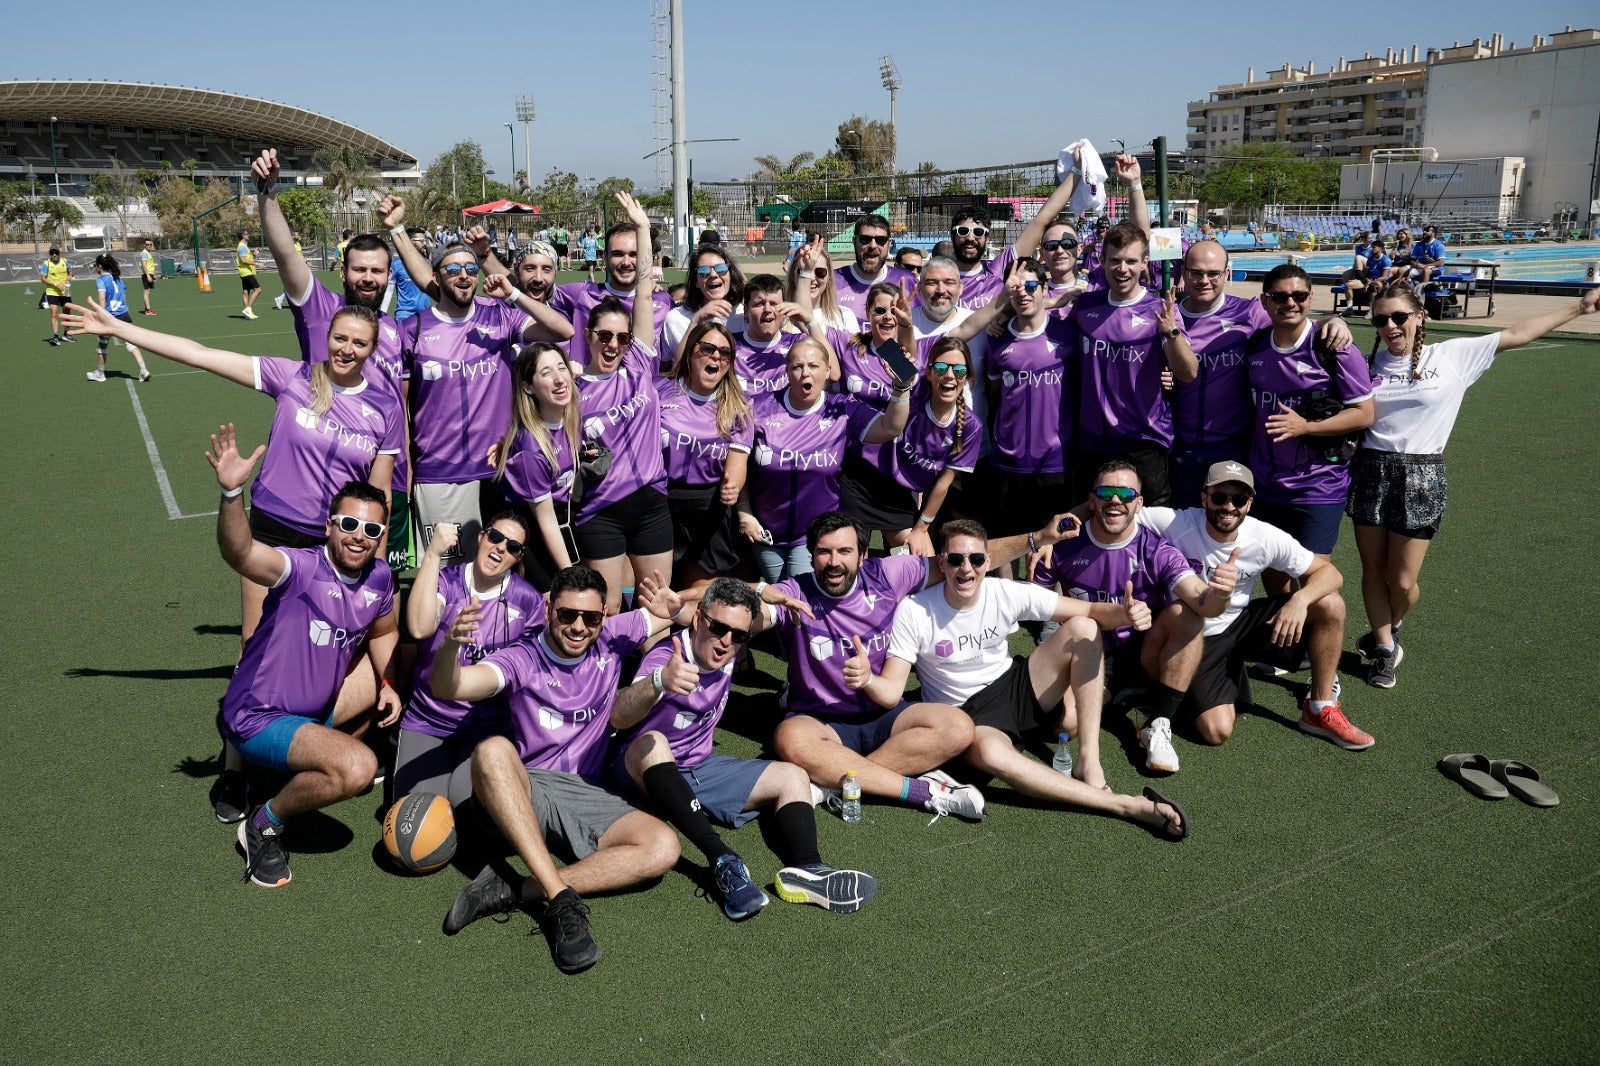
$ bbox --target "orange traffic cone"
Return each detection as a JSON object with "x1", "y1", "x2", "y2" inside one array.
[{"x1": 197, "y1": 265, "x2": 211, "y2": 292}]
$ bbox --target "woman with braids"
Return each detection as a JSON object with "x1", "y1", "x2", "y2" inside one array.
[
  {"x1": 656, "y1": 319, "x2": 755, "y2": 583},
  {"x1": 1349, "y1": 284, "x2": 1600, "y2": 688},
  {"x1": 63, "y1": 299, "x2": 400, "y2": 643},
  {"x1": 495, "y1": 342, "x2": 582, "y2": 589},
  {"x1": 841, "y1": 336, "x2": 984, "y2": 556}
]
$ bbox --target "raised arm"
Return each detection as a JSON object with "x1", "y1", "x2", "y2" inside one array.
[
  {"x1": 1157, "y1": 290, "x2": 1198, "y2": 383},
  {"x1": 405, "y1": 522, "x2": 459, "y2": 639},
  {"x1": 1012, "y1": 151, "x2": 1082, "y2": 257},
  {"x1": 619, "y1": 191, "x2": 657, "y2": 343},
  {"x1": 63, "y1": 300, "x2": 255, "y2": 386},
  {"x1": 378, "y1": 196, "x2": 437, "y2": 297},
  {"x1": 481, "y1": 272, "x2": 575, "y2": 342},
  {"x1": 252, "y1": 149, "x2": 313, "y2": 301},
  {"x1": 1114, "y1": 154, "x2": 1150, "y2": 243},
  {"x1": 1497, "y1": 286, "x2": 1599, "y2": 351},
  {"x1": 207, "y1": 424, "x2": 288, "y2": 587},
  {"x1": 428, "y1": 600, "x2": 507, "y2": 702},
  {"x1": 947, "y1": 270, "x2": 1015, "y2": 342}
]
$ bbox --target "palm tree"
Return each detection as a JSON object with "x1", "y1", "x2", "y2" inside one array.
[
  {"x1": 751, "y1": 151, "x2": 816, "y2": 181},
  {"x1": 314, "y1": 144, "x2": 379, "y2": 232}
]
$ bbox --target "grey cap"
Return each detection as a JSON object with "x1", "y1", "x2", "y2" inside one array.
[{"x1": 1204, "y1": 460, "x2": 1255, "y2": 491}]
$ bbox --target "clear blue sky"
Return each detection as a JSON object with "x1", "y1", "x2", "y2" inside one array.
[{"x1": 9, "y1": 0, "x2": 1593, "y2": 188}]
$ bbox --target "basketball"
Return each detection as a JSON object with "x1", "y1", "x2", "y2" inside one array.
[{"x1": 382, "y1": 792, "x2": 456, "y2": 873}]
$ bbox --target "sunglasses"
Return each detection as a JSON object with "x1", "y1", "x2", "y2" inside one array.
[
  {"x1": 702, "y1": 617, "x2": 752, "y2": 644},
  {"x1": 931, "y1": 361, "x2": 969, "y2": 378},
  {"x1": 484, "y1": 527, "x2": 525, "y2": 554},
  {"x1": 592, "y1": 329, "x2": 633, "y2": 346},
  {"x1": 1265, "y1": 290, "x2": 1312, "y2": 305},
  {"x1": 1208, "y1": 490, "x2": 1252, "y2": 508},
  {"x1": 1372, "y1": 311, "x2": 1416, "y2": 327},
  {"x1": 1021, "y1": 280, "x2": 1041, "y2": 294},
  {"x1": 332, "y1": 515, "x2": 386, "y2": 539},
  {"x1": 554, "y1": 607, "x2": 605, "y2": 628},
  {"x1": 439, "y1": 262, "x2": 480, "y2": 278},
  {"x1": 944, "y1": 551, "x2": 988, "y2": 568},
  {"x1": 856, "y1": 234, "x2": 890, "y2": 246},
  {"x1": 695, "y1": 262, "x2": 730, "y2": 278},
  {"x1": 870, "y1": 305, "x2": 896, "y2": 318},
  {"x1": 1092, "y1": 486, "x2": 1141, "y2": 503},
  {"x1": 953, "y1": 225, "x2": 988, "y2": 238},
  {"x1": 809, "y1": 267, "x2": 829, "y2": 280},
  {"x1": 695, "y1": 340, "x2": 734, "y2": 359},
  {"x1": 1041, "y1": 237, "x2": 1079, "y2": 251}
]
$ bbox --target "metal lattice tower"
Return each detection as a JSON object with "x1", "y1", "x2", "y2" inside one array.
[{"x1": 651, "y1": 0, "x2": 670, "y2": 191}]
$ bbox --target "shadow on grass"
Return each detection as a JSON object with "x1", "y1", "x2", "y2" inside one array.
[
  {"x1": 67, "y1": 664, "x2": 235, "y2": 681},
  {"x1": 194, "y1": 624, "x2": 243, "y2": 637}
]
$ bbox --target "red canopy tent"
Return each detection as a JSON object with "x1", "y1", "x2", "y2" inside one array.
[{"x1": 461, "y1": 199, "x2": 541, "y2": 217}]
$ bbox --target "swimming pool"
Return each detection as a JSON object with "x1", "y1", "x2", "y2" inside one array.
[{"x1": 1233, "y1": 242, "x2": 1600, "y2": 283}]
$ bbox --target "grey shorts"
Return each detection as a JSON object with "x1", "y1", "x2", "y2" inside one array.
[
  {"x1": 525, "y1": 769, "x2": 640, "y2": 860},
  {"x1": 393, "y1": 728, "x2": 480, "y2": 809},
  {"x1": 411, "y1": 480, "x2": 483, "y2": 566}
]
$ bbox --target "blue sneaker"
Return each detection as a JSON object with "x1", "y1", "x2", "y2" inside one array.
[
  {"x1": 774, "y1": 863, "x2": 878, "y2": 913},
  {"x1": 712, "y1": 853, "x2": 769, "y2": 921}
]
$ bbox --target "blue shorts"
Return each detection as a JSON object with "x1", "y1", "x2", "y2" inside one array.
[
  {"x1": 810, "y1": 702, "x2": 912, "y2": 757},
  {"x1": 608, "y1": 753, "x2": 769, "y2": 828},
  {"x1": 1250, "y1": 499, "x2": 1345, "y2": 555},
  {"x1": 233, "y1": 709, "x2": 335, "y2": 773}
]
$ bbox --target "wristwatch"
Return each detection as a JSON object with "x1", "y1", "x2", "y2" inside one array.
[{"x1": 1164, "y1": 326, "x2": 1181, "y2": 339}]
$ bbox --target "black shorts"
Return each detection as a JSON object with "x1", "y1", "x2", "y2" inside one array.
[
  {"x1": 963, "y1": 460, "x2": 1071, "y2": 538},
  {"x1": 574, "y1": 485, "x2": 674, "y2": 561},
  {"x1": 1346, "y1": 449, "x2": 1445, "y2": 539},
  {"x1": 241, "y1": 275, "x2": 261, "y2": 292},
  {"x1": 554, "y1": 243, "x2": 570, "y2": 257},
  {"x1": 142, "y1": 275, "x2": 156, "y2": 290},
  {"x1": 837, "y1": 456, "x2": 917, "y2": 532},
  {"x1": 1190, "y1": 595, "x2": 1306, "y2": 711},
  {"x1": 46, "y1": 294, "x2": 68, "y2": 307},
  {"x1": 1072, "y1": 443, "x2": 1172, "y2": 506},
  {"x1": 667, "y1": 482, "x2": 743, "y2": 574},
  {"x1": 962, "y1": 657, "x2": 1054, "y2": 740},
  {"x1": 248, "y1": 507, "x2": 324, "y2": 550}
]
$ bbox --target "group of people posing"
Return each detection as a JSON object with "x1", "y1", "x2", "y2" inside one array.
[{"x1": 60, "y1": 144, "x2": 1597, "y2": 976}]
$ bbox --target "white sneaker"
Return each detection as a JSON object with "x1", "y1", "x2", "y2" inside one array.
[
  {"x1": 919, "y1": 769, "x2": 986, "y2": 822},
  {"x1": 242, "y1": 308, "x2": 258, "y2": 320},
  {"x1": 273, "y1": 294, "x2": 286, "y2": 310},
  {"x1": 86, "y1": 369, "x2": 105, "y2": 382},
  {"x1": 1140, "y1": 716, "x2": 1180, "y2": 774},
  {"x1": 809, "y1": 783, "x2": 841, "y2": 813},
  {"x1": 138, "y1": 369, "x2": 152, "y2": 382}
]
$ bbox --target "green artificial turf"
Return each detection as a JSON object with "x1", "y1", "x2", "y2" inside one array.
[{"x1": 1, "y1": 270, "x2": 1594, "y2": 1065}]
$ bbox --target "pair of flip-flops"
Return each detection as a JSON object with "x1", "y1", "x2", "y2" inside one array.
[{"x1": 1437, "y1": 753, "x2": 1560, "y2": 807}]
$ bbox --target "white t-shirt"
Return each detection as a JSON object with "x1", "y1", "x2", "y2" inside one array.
[
  {"x1": 888, "y1": 578, "x2": 1058, "y2": 706},
  {"x1": 1363, "y1": 333, "x2": 1499, "y2": 455},
  {"x1": 660, "y1": 302, "x2": 747, "y2": 366},
  {"x1": 1137, "y1": 507, "x2": 1313, "y2": 637}
]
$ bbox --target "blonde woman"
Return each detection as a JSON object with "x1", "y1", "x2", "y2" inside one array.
[
  {"x1": 785, "y1": 242, "x2": 859, "y2": 334},
  {"x1": 496, "y1": 341, "x2": 582, "y2": 589}
]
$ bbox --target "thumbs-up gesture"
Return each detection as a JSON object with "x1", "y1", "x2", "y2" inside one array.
[
  {"x1": 660, "y1": 638, "x2": 699, "y2": 696},
  {"x1": 842, "y1": 635, "x2": 872, "y2": 691},
  {"x1": 1122, "y1": 580, "x2": 1152, "y2": 631},
  {"x1": 1208, "y1": 547, "x2": 1242, "y2": 600}
]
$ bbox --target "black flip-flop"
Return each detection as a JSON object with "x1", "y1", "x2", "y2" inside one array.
[
  {"x1": 1437, "y1": 753, "x2": 1508, "y2": 800},
  {"x1": 1142, "y1": 785, "x2": 1189, "y2": 842},
  {"x1": 1489, "y1": 759, "x2": 1559, "y2": 808}
]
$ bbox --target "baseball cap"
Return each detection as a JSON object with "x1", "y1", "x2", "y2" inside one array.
[{"x1": 1204, "y1": 461, "x2": 1255, "y2": 492}]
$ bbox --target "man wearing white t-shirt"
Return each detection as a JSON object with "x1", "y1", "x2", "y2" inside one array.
[
  {"x1": 858, "y1": 519, "x2": 1187, "y2": 839},
  {"x1": 1138, "y1": 461, "x2": 1372, "y2": 752}
]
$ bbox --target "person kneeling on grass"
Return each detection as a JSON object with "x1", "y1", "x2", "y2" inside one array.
[
  {"x1": 207, "y1": 426, "x2": 400, "y2": 888},
  {"x1": 610, "y1": 576, "x2": 877, "y2": 920},
  {"x1": 855, "y1": 520, "x2": 1188, "y2": 840}
]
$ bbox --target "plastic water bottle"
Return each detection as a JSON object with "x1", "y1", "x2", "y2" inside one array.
[
  {"x1": 1052, "y1": 732, "x2": 1074, "y2": 776},
  {"x1": 840, "y1": 770, "x2": 862, "y2": 824}
]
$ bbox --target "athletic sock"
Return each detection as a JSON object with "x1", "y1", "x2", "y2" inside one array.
[
  {"x1": 1309, "y1": 699, "x2": 1334, "y2": 713},
  {"x1": 254, "y1": 800, "x2": 283, "y2": 829},
  {"x1": 902, "y1": 777, "x2": 932, "y2": 807},
  {"x1": 1376, "y1": 642, "x2": 1395, "y2": 654},
  {"x1": 1152, "y1": 683, "x2": 1185, "y2": 721},
  {"x1": 641, "y1": 762, "x2": 729, "y2": 862},
  {"x1": 771, "y1": 801, "x2": 822, "y2": 868}
]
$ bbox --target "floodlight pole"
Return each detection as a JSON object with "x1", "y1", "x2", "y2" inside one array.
[
  {"x1": 669, "y1": 0, "x2": 689, "y2": 264},
  {"x1": 50, "y1": 115, "x2": 60, "y2": 198},
  {"x1": 515, "y1": 94, "x2": 536, "y2": 190},
  {"x1": 504, "y1": 122, "x2": 516, "y2": 190},
  {"x1": 879, "y1": 56, "x2": 901, "y2": 175}
]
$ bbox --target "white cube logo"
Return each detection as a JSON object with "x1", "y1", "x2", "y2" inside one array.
[
  {"x1": 808, "y1": 634, "x2": 834, "y2": 662},
  {"x1": 307, "y1": 619, "x2": 332, "y2": 646},
  {"x1": 673, "y1": 710, "x2": 696, "y2": 731},
  {"x1": 1002, "y1": 370, "x2": 1016, "y2": 388},
  {"x1": 846, "y1": 375, "x2": 864, "y2": 394},
  {"x1": 583, "y1": 417, "x2": 605, "y2": 440},
  {"x1": 295, "y1": 407, "x2": 318, "y2": 429},
  {"x1": 421, "y1": 361, "x2": 444, "y2": 381},
  {"x1": 754, "y1": 443, "x2": 774, "y2": 466},
  {"x1": 538, "y1": 706, "x2": 564, "y2": 730},
  {"x1": 660, "y1": 428, "x2": 672, "y2": 449}
]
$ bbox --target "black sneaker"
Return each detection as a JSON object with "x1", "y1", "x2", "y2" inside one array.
[
  {"x1": 538, "y1": 888, "x2": 601, "y2": 974},
  {"x1": 237, "y1": 809, "x2": 292, "y2": 888},
  {"x1": 443, "y1": 865, "x2": 520, "y2": 935},
  {"x1": 211, "y1": 769, "x2": 248, "y2": 824},
  {"x1": 1356, "y1": 620, "x2": 1402, "y2": 660},
  {"x1": 1367, "y1": 644, "x2": 1403, "y2": 689}
]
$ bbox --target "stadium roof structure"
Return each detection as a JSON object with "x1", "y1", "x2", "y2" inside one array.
[{"x1": 0, "y1": 81, "x2": 416, "y2": 169}]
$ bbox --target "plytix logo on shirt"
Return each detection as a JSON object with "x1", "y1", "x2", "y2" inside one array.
[
  {"x1": 934, "y1": 638, "x2": 954, "y2": 657},
  {"x1": 808, "y1": 635, "x2": 834, "y2": 661},
  {"x1": 421, "y1": 361, "x2": 444, "y2": 381},
  {"x1": 753, "y1": 443, "x2": 775, "y2": 466},
  {"x1": 296, "y1": 407, "x2": 319, "y2": 429},
  {"x1": 583, "y1": 417, "x2": 605, "y2": 439},
  {"x1": 538, "y1": 706, "x2": 565, "y2": 729}
]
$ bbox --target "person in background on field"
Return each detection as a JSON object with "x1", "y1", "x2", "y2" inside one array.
[
  {"x1": 236, "y1": 231, "x2": 262, "y2": 320},
  {"x1": 83, "y1": 254, "x2": 151, "y2": 383},
  {"x1": 41, "y1": 247, "x2": 74, "y2": 345},
  {"x1": 138, "y1": 238, "x2": 158, "y2": 315}
]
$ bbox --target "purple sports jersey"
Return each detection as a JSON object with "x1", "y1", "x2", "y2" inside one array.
[
  {"x1": 486, "y1": 609, "x2": 652, "y2": 775},
  {"x1": 832, "y1": 264, "x2": 917, "y2": 325},
  {"x1": 614, "y1": 633, "x2": 732, "y2": 768},
  {"x1": 249, "y1": 357, "x2": 404, "y2": 537},
  {"x1": 1033, "y1": 526, "x2": 1196, "y2": 648},
  {"x1": 1246, "y1": 324, "x2": 1375, "y2": 505},
  {"x1": 772, "y1": 555, "x2": 930, "y2": 719},
  {"x1": 955, "y1": 246, "x2": 1013, "y2": 311},
  {"x1": 1066, "y1": 289, "x2": 1176, "y2": 451},
  {"x1": 655, "y1": 378, "x2": 753, "y2": 486},
  {"x1": 405, "y1": 300, "x2": 529, "y2": 485},
  {"x1": 1173, "y1": 295, "x2": 1272, "y2": 447},
  {"x1": 403, "y1": 564, "x2": 544, "y2": 739},
  {"x1": 291, "y1": 277, "x2": 411, "y2": 491},
  {"x1": 549, "y1": 281, "x2": 673, "y2": 359},
  {"x1": 502, "y1": 425, "x2": 576, "y2": 506},
  {"x1": 575, "y1": 340, "x2": 668, "y2": 520},
  {"x1": 747, "y1": 390, "x2": 881, "y2": 547},
  {"x1": 222, "y1": 547, "x2": 395, "y2": 741},
  {"x1": 732, "y1": 329, "x2": 798, "y2": 398},
  {"x1": 855, "y1": 392, "x2": 983, "y2": 493},
  {"x1": 987, "y1": 318, "x2": 1074, "y2": 475},
  {"x1": 830, "y1": 327, "x2": 925, "y2": 409}
]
